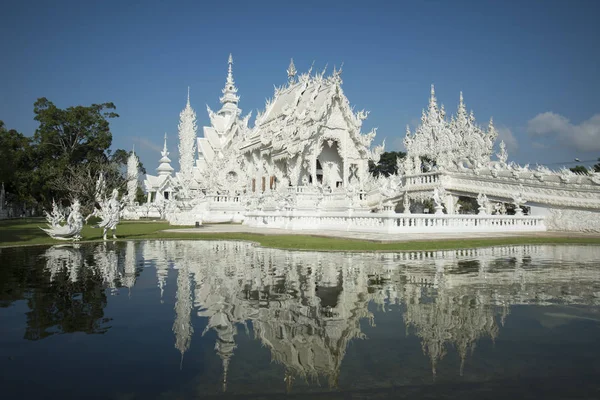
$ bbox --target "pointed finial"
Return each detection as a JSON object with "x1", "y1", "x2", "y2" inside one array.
[
  {"x1": 187, "y1": 86, "x2": 190, "y2": 105},
  {"x1": 308, "y1": 60, "x2": 315, "y2": 76},
  {"x1": 226, "y1": 54, "x2": 234, "y2": 85},
  {"x1": 459, "y1": 91, "x2": 464, "y2": 104},
  {"x1": 428, "y1": 84, "x2": 438, "y2": 115},
  {"x1": 321, "y1": 63, "x2": 328, "y2": 77},
  {"x1": 162, "y1": 132, "x2": 168, "y2": 152},
  {"x1": 287, "y1": 58, "x2": 297, "y2": 84}
]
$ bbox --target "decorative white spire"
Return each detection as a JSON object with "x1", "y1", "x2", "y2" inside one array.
[
  {"x1": 126, "y1": 148, "x2": 139, "y2": 205},
  {"x1": 287, "y1": 58, "x2": 297, "y2": 85},
  {"x1": 162, "y1": 133, "x2": 168, "y2": 156},
  {"x1": 219, "y1": 53, "x2": 240, "y2": 111},
  {"x1": 157, "y1": 133, "x2": 174, "y2": 176},
  {"x1": 456, "y1": 91, "x2": 468, "y2": 126},
  {"x1": 428, "y1": 84, "x2": 439, "y2": 119},
  {"x1": 178, "y1": 91, "x2": 198, "y2": 195},
  {"x1": 227, "y1": 53, "x2": 234, "y2": 85}
]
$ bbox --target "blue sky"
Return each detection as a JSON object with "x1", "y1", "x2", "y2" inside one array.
[{"x1": 1, "y1": 0, "x2": 599, "y2": 172}]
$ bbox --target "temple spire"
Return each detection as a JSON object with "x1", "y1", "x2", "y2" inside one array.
[
  {"x1": 429, "y1": 84, "x2": 437, "y2": 108},
  {"x1": 219, "y1": 53, "x2": 240, "y2": 112},
  {"x1": 157, "y1": 133, "x2": 174, "y2": 176},
  {"x1": 287, "y1": 58, "x2": 297, "y2": 85},
  {"x1": 428, "y1": 84, "x2": 440, "y2": 120}
]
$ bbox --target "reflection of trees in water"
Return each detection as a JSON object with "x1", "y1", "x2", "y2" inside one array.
[
  {"x1": 142, "y1": 241, "x2": 600, "y2": 391},
  {"x1": 1, "y1": 241, "x2": 145, "y2": 340},
  {"x1": 24, "y1": 244, "x2": 115, "y2": 340}
]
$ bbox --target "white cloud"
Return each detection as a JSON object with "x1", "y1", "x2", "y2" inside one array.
[
  {"x1": 496, "y1": 125, "x2": 518, "y2": 153},
  {"x1": 527, "y1": 112, "x2": 600, "y2": 152},
  {"x1": 132, "y1": 136, "x2": 162, "y2": 153}
]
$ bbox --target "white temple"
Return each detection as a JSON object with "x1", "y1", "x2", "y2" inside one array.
[{"x1": 138, "y1": 55, "x2": 600, "y2": 232}]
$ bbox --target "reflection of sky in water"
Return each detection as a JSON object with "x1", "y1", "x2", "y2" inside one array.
[{"x1": 1, "y1": 241, "x2": 600, "y2": 399}]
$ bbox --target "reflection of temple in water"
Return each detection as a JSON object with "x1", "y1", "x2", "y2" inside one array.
[
  {"x1": 42, "y1": 241, "x2": 600, "y2": 388},
  {"x1": 138, "y1": 241, "x2": 600, "y2": 389}
]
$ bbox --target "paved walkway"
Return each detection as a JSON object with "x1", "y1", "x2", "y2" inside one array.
[{"x1": 164, "y1": 224, "x2": 598, "y2": 243}]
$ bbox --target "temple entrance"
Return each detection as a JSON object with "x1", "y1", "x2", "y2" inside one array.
[
  {"x1": 317, "y1": 140, "x2": 343, "y2": 189},
  {"x1": 316, "y1": 160, "x2": 323, "y2": 184}
]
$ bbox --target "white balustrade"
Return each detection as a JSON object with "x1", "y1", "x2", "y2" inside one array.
[{"x1": 244, "y1": 210, "x2": 546, "y2": 233}]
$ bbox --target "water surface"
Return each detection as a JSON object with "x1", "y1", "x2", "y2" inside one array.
[{"x1": 1, "y1": 241, "x2": 600, "y2": 399}]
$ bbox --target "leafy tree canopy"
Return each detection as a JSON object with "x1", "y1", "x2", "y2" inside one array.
[
  {"x1": 0, "y1": 121, "x2": 34, "y2": 202},
  {"x1": 369, "y1": 151, "x2": 407, "y2": 177},
  {"x1": 570, "y1": 165, "x2": 589, "y2": 175},
  {"x1": 33, "y1": 98, "x2": 118, "y2": 164}
]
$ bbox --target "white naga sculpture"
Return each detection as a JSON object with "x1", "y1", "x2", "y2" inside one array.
[{"x1": 42, "y1": 199, "x2": 84, "y2": 241}]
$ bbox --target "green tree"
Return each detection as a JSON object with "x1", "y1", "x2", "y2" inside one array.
[
  {"x1": 30, "y1": 98, "x2": 119, "y2": 206},
  {"x1": 0, "y1": 121, "x2": 34, "y2": 204},
  {"x1": 570, "y1": 165, "x2": 589, "y2": 175},
  {"x1": 33, "y1": 98, "x2": 118, "y2": 163},
  {"x1": 593, "y1": 158, "x2": 600, "y2": 173},
  {"x1": 369, "y1": 151, "x2": 407, "y2": 177}
]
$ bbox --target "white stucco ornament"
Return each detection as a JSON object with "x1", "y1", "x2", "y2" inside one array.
[
  {"x1": 477, "y1": 193, "x2": 489, "y2": 215},
  {"x1": 432, "y1": 186, "x2": 446, "y2": 215},
  {"x1": 87, "y1": 174, "x2": 122, "y2": 240},
  {"x1": 42, "y1": 199, "x2": 84, "y2": 241}
]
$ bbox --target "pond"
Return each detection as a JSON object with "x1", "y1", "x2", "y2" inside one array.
[{"x1": 1, "y1": 241, "x2": 600, "y2": 399}]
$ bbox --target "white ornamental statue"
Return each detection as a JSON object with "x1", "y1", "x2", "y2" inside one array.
[
  {"x1": 512, "y1": 192, "x2": 526, "y2": 216},
  {"x1": 44, "y1": 199, "x2": 66, "y2": 229},
  {"x1": 88, "y1": 188, "x2": 122, "y2": 240},
  {"x1": 494, "y1": 202, "x2": 507, "y2": 215},
  {"x1": 432, "y1": 186, "x2": 446, "y2": 215},
  {"x1": 41, "y1": 199, "x2": 84, "y2": 241},
  {"x1": 477, "y1": 193, "x2": 489, "y2": 215}
]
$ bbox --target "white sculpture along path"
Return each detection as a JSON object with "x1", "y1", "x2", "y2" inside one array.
[{"x1": 135, "y1": 56, "x2": 600, "y2": 233}]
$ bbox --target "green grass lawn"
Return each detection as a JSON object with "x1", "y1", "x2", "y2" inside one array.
[{"x1": 1, "y1": 217, "x2": 600, "y2": 251}]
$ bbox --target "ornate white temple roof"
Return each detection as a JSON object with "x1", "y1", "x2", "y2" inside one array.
[{"x1": 240, "y1": 62, "x2": 380, "y2": 161}]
